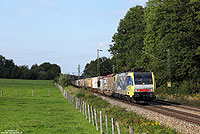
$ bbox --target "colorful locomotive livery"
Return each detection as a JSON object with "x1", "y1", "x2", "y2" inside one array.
[{"x1": 74, "y1": 72, "x2": 156, "y2": 102}]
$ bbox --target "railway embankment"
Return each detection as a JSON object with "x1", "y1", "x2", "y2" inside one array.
[
  {"x1": 157, "y1": 93, "x2": 200, "y2": 108},
  {"x1": 64, "y1": 86, "x2": 177, "y2": 134},
  {"x1": 94, "y1": 93, "x2": 200, "y2": 134}
]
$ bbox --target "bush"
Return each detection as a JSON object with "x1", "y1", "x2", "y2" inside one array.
[
  {"x1": 76, "y1": 92, "x2": 85, "y2": 98},
  {"x1": 156, "y1": 84, "x2": 168, "y2": 94},
  {"x1": 58, "y1": 74, "x2": 72, "y2": 87},
  {"x1": 157, "y1": 80, "x2": 200, "y2": 95}
]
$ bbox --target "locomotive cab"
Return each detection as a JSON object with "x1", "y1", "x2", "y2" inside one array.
[{"x1": 133, "y1": 72, "x2": 156, "y2": 101}]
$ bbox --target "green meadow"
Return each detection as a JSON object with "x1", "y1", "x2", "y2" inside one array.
[{"x1": 0, "y1": 79, "x2": 98, "y2": 134}]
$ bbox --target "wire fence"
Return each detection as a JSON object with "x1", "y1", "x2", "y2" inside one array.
[{"x1": 55, "y1": 83, "x2": 137, "y2": 134}]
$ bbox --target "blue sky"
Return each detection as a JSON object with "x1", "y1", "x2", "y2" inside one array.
[{"x1": 0, "y1": 0, "x2": 148, "y2": 75}]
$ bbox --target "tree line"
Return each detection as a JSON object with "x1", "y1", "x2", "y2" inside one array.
[
  {"x1": 0, "y1": 55, "x2": 61, "y2": 80},
  {"x1": 83, "y1": 0, "x2": 200, "y2": 94},
  {"x1": 82, "y1": 57, "x2": 113, "y2": 77}
]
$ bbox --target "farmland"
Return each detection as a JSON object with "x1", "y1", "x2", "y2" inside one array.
[{"x1": 0, "y1": 79, "x2": 98, "y2": 134}]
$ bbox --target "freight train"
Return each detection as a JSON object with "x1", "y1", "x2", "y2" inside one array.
[{"x1": 73, "y1": 71, "x2": 156, "y2": 102}]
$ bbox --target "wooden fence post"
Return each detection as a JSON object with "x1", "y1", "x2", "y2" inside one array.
[
  {"x1": 94, "y1": 109, "x2": 98, "y2": 130},
  {"x1": 82, "y1": 101, "x2": 85, "y2": 116},
  {"x1": 32, "y1": 90, "x2": 34, "y2": 97},
  {"x1": 100, "y1": 111, "x2": 103, "y2": 134},
  {"x1": 91, "y1": 106, "x2": 94, "y2": 126},
  {"x1": 88, "y1": 105, "x2": 91, "y2": 123},
  {"x1": 76, "y1": 98, "x2": 78, "y2": 109},
  {"x1": 79, "y1": 100, "x2": 82, "y2": 113},
  {"x1": 85, "y1": 102, "x2": 87, "y2": 119},
  {"x1": 116, "y1": 121, "x2": 121, "y2": 134},
  {"x1": 105, "y1": 115, "x2": 108, "y2": 134},
  {"x1": 111, "y1": 118, "x2": 115, "y2": 134},
  {"x1": 1, "y1": 90, "x2": 3, "y2": 96},
  {"x1": 129, "y1": 126, "x2": 134, "y2": 134}
]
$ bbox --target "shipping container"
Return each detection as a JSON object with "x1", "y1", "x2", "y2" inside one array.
[
  {"x1": 81, "y1": 79, "x2": 85, "y2": 87},
  {"x1": 91, "y1": 77, "x2": 98, "y2": 89},
  {"x1": 107, "y1": 74, "x2": 115, "y2": 91},
  {"x1": 86, "y1": 78, "x2": 92, "y2": 88},
  {"x1": 103, "y1": 77, "x2": 107, "y2": 90},
  {"x1": 99, "y1": 76, "x2": 104, "y2": 90}
]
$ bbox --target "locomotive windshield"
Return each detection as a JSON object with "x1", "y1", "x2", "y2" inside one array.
[{"x1": 134, "y1": 73, "x2": 153, "y2": 85}]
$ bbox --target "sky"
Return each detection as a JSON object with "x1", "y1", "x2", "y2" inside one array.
[{"x1": 0, "y1": 0, "x2": 148, "y2": 75}]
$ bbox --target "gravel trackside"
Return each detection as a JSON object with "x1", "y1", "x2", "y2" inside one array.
[{"x1": 94, "y1": 93, "x2": 200, "y2": 134}]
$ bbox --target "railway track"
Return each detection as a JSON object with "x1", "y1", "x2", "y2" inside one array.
[
  {"x1": 155, "y1": 99, "x2": 200, "y2": 113},
  {"x1": 144, "y1": 102, "x2": 200, "y2": 125},
  {"x1": 99, "y1": 93, "x2": 200, "y2": 126}
]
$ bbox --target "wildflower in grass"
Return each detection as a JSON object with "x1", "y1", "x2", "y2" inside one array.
[{"x1": 151, "y1": 123, "x2": 154, "y2": 125}]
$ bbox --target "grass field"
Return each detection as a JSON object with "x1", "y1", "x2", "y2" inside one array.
[{"x1": 0, "y1": 79, "x2": 98, "y2": 134}]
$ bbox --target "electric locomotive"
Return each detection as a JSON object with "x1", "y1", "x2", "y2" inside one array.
[{"x1": 114, "y1": 72, "x2": 156, "y2": 102}]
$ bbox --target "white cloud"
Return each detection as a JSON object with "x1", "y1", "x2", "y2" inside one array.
[
  {"x1": 98, "y1": 42, "x2": 108, "y2": 48},
  {"x1": 18, "y1": 6, "x2": 32, "y2": 16}
]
